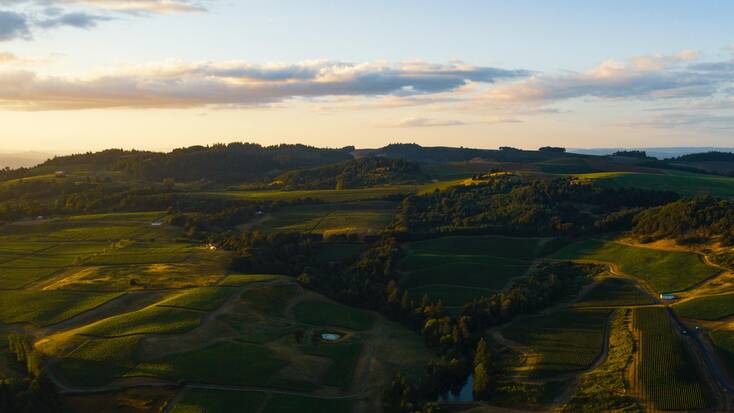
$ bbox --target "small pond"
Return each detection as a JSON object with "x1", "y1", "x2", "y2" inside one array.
[
  {"x1": 320, "y1": 332, "x2": 342, "y2": 341},
  {"x1": 437, "y1": 374, "x2": 473, "y2": 402}
]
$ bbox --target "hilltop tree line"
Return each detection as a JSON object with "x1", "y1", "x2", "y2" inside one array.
[
  {"x1": 394, "y1": 176, "x2": 678, "y2": 235},
  {"x1": 632, "y1": 196, "x2": 734, "y2": 245},
  {"x1": 274, "y1": 157, "x2": 425, "y2": 190}
]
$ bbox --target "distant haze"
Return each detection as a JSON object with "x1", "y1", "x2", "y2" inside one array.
[
  {"x1": 0, "y1": 151, "x2": 53, "y2": 169},
  {"x1": 569, "y1": 148, "x2": 734, "y2": 160}
]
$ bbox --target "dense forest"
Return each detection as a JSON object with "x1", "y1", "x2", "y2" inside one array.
[
  {"x1": 394, "y1": 176, "x2": 678, "y2": 235},
  {"x1": 274, "y1": 157, "x2": 426, "y2": 190},
  {"x1": 633, "y1": 196, "x2": 734, "y2": 245},
  {"x1": 1, "y1": 143, "x2": 353, "y2": 184}
]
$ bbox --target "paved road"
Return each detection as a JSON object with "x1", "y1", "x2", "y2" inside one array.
[{"x1": 666, "y1": 307, "x2": 734, "y2": 403}]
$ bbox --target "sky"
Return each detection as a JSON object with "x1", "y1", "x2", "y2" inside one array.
[{"x1": 0, "y1": 0, "x2": 733, "y2": 153}]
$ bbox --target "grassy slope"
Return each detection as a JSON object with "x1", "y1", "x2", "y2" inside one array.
[
  {"x1": 130, "y1": 341, "x2": 286, "y2": 387},
  {"x1": 170, "y1": 389, "x2": 266, "y2": 413},
  {"x1": 0, "y1": 290, "x2": 123, "y2": 326},
  {"x1": 78, "y1": 306, "x2": 203, "y2": 337},
  {"x1": 673, "y1": 293, "x2": 734, "y2": 320},
  {"x1": 577, "y1": 170, "x2": 734, "y2": 198},
  {"x1": 573, "y1": 277, "x2": 654, "y2": 308},
  {"x1": 553, "y1": 239, "x2": 718, "y2": 292},
  {"x1": 293, "y1": 300, "x2": 375, "y2": 331}
]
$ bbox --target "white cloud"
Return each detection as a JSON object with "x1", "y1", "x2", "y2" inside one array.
[
  {"x1": 0, "y1": 60, "x2": 529, "y2": 110},
  {"x1": 0, "y1": 51, "x2": 18, "y2": 63},
  {"x1": 484, "y1": 50, "x2": 726, "y2": 104},
  {"x1": 375, "y1": 117, "x2": 522, "y2": 128},
  {"x1": 60, "y1": 0, "x2": 206, "y2": 14}
]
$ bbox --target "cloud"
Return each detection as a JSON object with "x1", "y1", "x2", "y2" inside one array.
[
  {"x1": 0, "y1": 0, "x2": 207, "y2": 14},
  {"x1": 0, "y1": 0, "x2": 204, "y2": 42},
  {"x1": 377, "y1": 117, "x2": 468, "y2": 128},
  {"x1": 0, "y1": 10, "x2": 30, "y2": 40},
  {"x1": 37, "y1": 12, "x2": 112, "y2": 29},
  {"x1": 59, "y1": 0, "x2": 206, "y2": 14},
  {"x1": 484, "y1": 51, "x2": 731, "y2": 104},
  {"x1": 0, "y1": 51, "x2": 17, "y2": 63},
  {"x1": 376, "y1": 117, "x2": 522, "y2": 128},
  {"x1": 0, "y1": 60, "x2": 530, "y2": 110},
  {"x1": 622, "y1": 112, "x2": 734, "y2": 130}
]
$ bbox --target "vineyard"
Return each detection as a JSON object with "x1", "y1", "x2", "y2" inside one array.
[{"x1": 631, "y1": 307, "x2": 710, "y2": 410}]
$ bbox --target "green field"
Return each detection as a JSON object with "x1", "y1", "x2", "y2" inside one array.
[
  {"x1": 301, "y1": 342, "x2": 363, "y2": 390},
  {"x1": 501, "y1": 308, "x2": 612, "y2": 378},
  {"x1": 130, "y1": 341, "x2": 286, "y2": 387},
  {"x1": 199, "y1": 186, "x2": 418, "y2": 203},
  {"x1": 573, "y1": 277, "x2": 654, "y2": 308},
  {"x1": 262, "y1": 394, "x2": 352, "y2": 413},
  {"x1": 576, "y1": 170, "x2": 734, "y2": 198},
  {"x1": 710, "y1": 328, "x2": 734, "y2": 378},
  {"x1": 158, "y1": 287, "x2": 236, "y2": 312},
  {"x1": 54, "y1": 336, "x2": 142, "y2": 387},
  {"x1": 78, "y1": 305, "x2": 203, "y2": 337},
  {"x1": 673, "y1": 293, "x2": 734, "y2": 320},
  {"x1": 170, "y1": 389, "x2": 266, "y2": 413},
  {"x1": 0, "y1": 290, "x2": 123, "y2": 326},
  {"x1": 399, "y1": 236, "x2": 541, "y2": 305},
  {"x1": 553, "y1": 239, "x2": 718, "y2": 292},
  {"x1": 218, "y1": 274, "x2": 281, "y2": 286},
  {"x1": 253, "y1": 201, "x2": 396, "y2": 235},
  {"x1": 241, "y1": 284, "x2": 300, "y2": 317},
  {"x1": 293, "y1": 300, "x2": 375, "y2": 331},
  {"x1": 633, "y1": 307, "x2": 710, "y2": 410}
]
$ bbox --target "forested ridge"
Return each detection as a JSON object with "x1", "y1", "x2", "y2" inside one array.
[{"x1": 274, "y1": 157, "x2": 426, "y2": 190}]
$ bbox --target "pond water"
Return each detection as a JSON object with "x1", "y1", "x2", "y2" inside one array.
[
  {"x1": 320, "y1": 332, "x2": 342, "y2": 341},
  {"x1": 437, "y1": 374, "x2": 473, "y2": 402}
]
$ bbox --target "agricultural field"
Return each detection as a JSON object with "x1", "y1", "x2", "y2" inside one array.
[
  {"x1": 500, "y1": 308, "x2": 612, "y2": 378},
  {"x1": 0, "y1": 290, "x2": 123, "y2": 326},
  {"x1": 631, "y1": 307, "x2": 711, "y2": 410},
  {"x1": 129, "y1": 341, "x2": 288, "y2": 387},
  {"x1": 560, "y1": 309, "x2": 638, "y2": 412},
  {"x1": 241, "y1": 283, "x2": 300, "y2": 317},
  {"x1": 198, "y1": 186, "x2": 419, "y2": 203},
  {"x1": 53, "y1": 336, "x2": 143, "y2": 387},
  {"x1": 673, "y1": 292, "x2": 734, "y2": 320},
  {"x1": 575, "y1": 170, "x2": 734, "y2": 198},
  {"x1": 252, "y1": 200, "x2": 397, "y2": 235},
  {"x1": 553, "y1": 239, "x2": 719, "y2": 292},
  {"x1": 573, "y1": 277, "x2": 654, "y2": 308},
  {"x1": 293, "y1": 300, "x2": 375, "y2": 331},
  {"x1": 399, "y1": 235, "x2": 542, "y2": 306},
  {"x1": 76, "y1": 305, "x2": 204, "y2": 337},
  {"x1": 710, "y1": 328, "x2": 734, "y2": 377},
  {"x1": 170, "y1": 389, "x2": 266, "y2": 413}
]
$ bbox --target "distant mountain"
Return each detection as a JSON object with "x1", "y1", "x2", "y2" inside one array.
[
  {"x1": 0, "y1": 151, "x2": 52, "y2": 169},
  {"x1": 353, "y1": 143, "x2": 573, "y2": 163},
  {"x1": 570, "y1": 147, "x2": 734, "y2": 160},
  {"x1": 10, "y1": 143, "x2": 353, "y2": 183}
]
